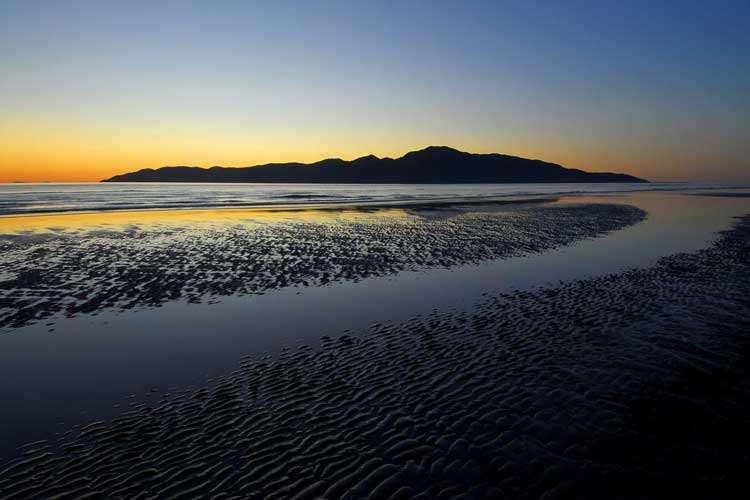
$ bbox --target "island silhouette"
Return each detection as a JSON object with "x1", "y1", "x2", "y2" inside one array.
[{"x1": 102, "y1": 146, "x2": 647, "y2": 183}]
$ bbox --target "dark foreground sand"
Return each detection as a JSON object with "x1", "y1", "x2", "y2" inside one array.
[
  {"x1": 0, "y1": 202, "x2": 643, "y2": 329},
  {"x1": 1, "y1": 212, "x2": 748, "y2": 498}
]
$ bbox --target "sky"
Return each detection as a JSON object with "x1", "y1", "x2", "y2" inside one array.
[{"x1": 1, "y1": 0, "x2": 748, "y2": 183}]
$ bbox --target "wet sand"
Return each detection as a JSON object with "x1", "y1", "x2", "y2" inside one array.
[
  {"x1": 1, "y1": 193, "x2": 749, "y2": 499},
  {"x1": 0, "y1": 200, "x2": 643, "y2": 329}
]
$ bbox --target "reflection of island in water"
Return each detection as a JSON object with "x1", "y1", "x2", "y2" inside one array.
[{"x1": 103, "y1": 146, "x2": 647, "y2": 183}]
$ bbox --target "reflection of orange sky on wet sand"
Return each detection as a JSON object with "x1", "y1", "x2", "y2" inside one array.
[{"x1": 0, "y1": 207, "x2": 411, "y2": 235}]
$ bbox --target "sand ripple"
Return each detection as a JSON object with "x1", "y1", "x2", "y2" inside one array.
[
  {"x1": 1, "y1": 214, "x2": 749, "y2": 498},
  {"x1": 0, "y1": 203, "x2": 644, "y2": 329}
]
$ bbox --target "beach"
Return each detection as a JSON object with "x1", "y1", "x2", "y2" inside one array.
[
  {"x1": 3, "y1": 0, "x2": 748, "y2": 496},
  {"x1": 1, "y1": 186, "x2": 749, "y2": 499}
]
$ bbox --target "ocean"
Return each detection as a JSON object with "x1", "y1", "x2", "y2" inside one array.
[{"x1": 0, "y1": 181, "x2": 743, "y2": 216}]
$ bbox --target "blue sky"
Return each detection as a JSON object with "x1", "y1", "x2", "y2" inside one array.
[{"x1": 1, "y1": 0, "x2": 748, "y2": 182}]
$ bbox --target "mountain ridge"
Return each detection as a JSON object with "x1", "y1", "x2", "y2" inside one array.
[{"x1": 102, "y1": 146, "x2": 647, "y2": 183}]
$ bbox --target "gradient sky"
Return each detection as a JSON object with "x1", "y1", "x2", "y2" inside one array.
[{"x1": 1, "y1": 0, "x2": 748, "y2": 183}]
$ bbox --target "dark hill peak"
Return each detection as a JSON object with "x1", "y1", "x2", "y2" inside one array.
[
  {"x1": 418, "y1": 146, "x2": 463, "y2": 154},
  {"x1": 402, "y1": 146, "x2": 466, "y2": 160},
  {"x1": 353, "y1": 154, "x2": 380, "y2": 162},
  {"x1": 312, "y1": 158, "x2": 346, "y2": 167}
]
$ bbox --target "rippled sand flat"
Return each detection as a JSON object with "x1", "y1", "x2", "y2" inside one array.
[
  {"x1": 1, "y1": 207, "x2": 748, "y2": 498},
  {"x1": 0, "y1": 201, "x2": 644, "y2": 329}
]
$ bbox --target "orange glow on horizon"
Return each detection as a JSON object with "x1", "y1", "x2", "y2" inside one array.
[{"x1": 0, "y1": 116, "x2": 739, "y2": 184}]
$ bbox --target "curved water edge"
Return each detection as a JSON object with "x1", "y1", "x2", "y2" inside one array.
[{"x1": 0, "y1": 191, "x2": 749, "y2": 457}]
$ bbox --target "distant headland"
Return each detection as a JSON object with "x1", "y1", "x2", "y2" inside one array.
[{"x1": 102, "y1": 146, "x2": 647, "y2": 183}]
